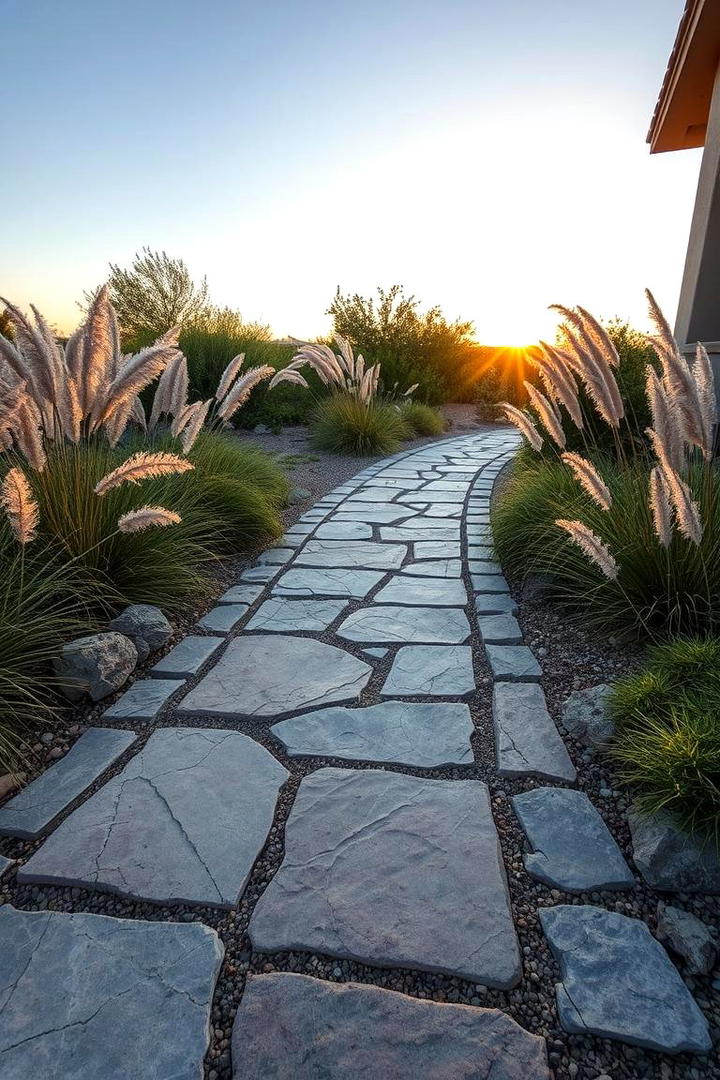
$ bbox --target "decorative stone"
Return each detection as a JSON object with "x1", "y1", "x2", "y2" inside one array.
[
  {"x1": 373, "y1": 577, "x2": 467, "y2": 606},
  {"x1": 560, "y1": 684, "x2": 615, "y2": 748},
  {"x1": 108, "y1": 604, "x2": 172, "y2": 662},
  {"x1": 512, "y1": 787, "x2": 634, "y2": 891},
  {"x1": 273, "y1": 567, "x2": 385, "y2": 598},
  {"x1": 217, "y1": 584, "x2": 263, "y2": 605},
  {"x1": 0, "y1": 906, "x2": 223, "y2": 1080},
  {"x1": 52, "y1": 633, "x2": 137, "y2": 702},
  {"x1": 539, "y1": 905, "x2": 711, "y2": 1053},
  {"x1": 241, "y1": 565, "x2": 280, "y2": 584},
  {"x1": 315, "y1": 520, "x2": 373, "y2": 539},
  {"x1": 656, "y1": 903, "x2": 717, "y2": 976},
  {"x1": 381, "y1": 645, "x2": 474, "y2": 696},
  {"x1": 381, "y1": 526, "x2": 460, "y2": 544},
  {"x1": 271, "y1": 701, "x2": 474, "y2": 766},
  {"x1": 493, "y1": 683, "x2": 576, "y2": 782},
  {"x1": 249, "y1": 769, "x2": 521, "y2": 987},
  {"x1": 0, "y1": 728, "x2": 137, "y2": 839},
  {"x1": 400, "y1": 559, "x2": 462, "y2": 577},
  {"x1": 337, "y1": 606, "x2": 470, "y2": 644},
  {"x1": 334, "y1": 507, "x2": 413, "y2": 524},
  {"x1": 295, "y1": 539, "x2": 406, "y2": 570},
  {"x1": 245, "y1": 596, "x2": 348, "y2": 633},
  {"x1": 468, "y1": 560, "x2": 502, "y2": 574},
  {"x1": 231, "y1": 973, "x2": 550, "y2": 1080},
  {"x1": 475, "y1": 593, "x2": 518, "y2": 615},
  {"x1": 150, "y1": 636, "x2": 221, "y2": 678},
  {"x1": 103, "y1": 678, "x2": 184, "y2": 722},
  {"x1": 471, "y1": 574, "x2": 509, "y2": 593},
  {"x1": 627, "y1": 808, "x2": 720, "y2": 893},
  {"x1": 413, "y1": 541, "x2": 461, "y2": 560},
  {"x1": 196, "y1": 604, "x2": 248, "y2": 633},
  {"x1": 486, "y1": 644, "x2": 542, "y2": 681},
  {"x1": 20, "y1": 729, "x2": 288, "y2": 907},
  {"x1": 179, "y1": 635, "x2": 371, "y2": 717},
  {"x1": 477, "y1": 614, "x2": 523, "y2": 644},
  {"x1": 341, "y1": 487, "x2": 399, "y2": 502},
  {"x1": 256, "y1": 546, "x2": 294, "y2": 565}
]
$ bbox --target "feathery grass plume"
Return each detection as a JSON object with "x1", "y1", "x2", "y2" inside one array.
[
  {"x1": 90, "y1": 342, "x2": 177, "y2": 431},
  {"x1": 0, "y1": 298, "x2": 56, "y2": 407},
  {"x1": 216, "y1": 365, "x2": 274, "y2": 421},
  {"x1": 525, "y1": 382, "x2": 566, "y2": 448},
  {"x1": 0, "y1": 380, "x2": 26, "y2": 429},
  {"x1": 1, "y1": 467, "x2": 39, "y2": 544},
  {"x1": 551, "y1": 305, "x2": 624, "y2": 422},
  {"x1": 576, "y1": 306, "x2": 621, "y2": 368},
  {"x1": 562, "y1": 325, "x2": 622, "y2": 427},
  {"x1": 55, "y1": 372, "x2": 83, "y2": 443},
  {"x1": 659, "y1": 463, "x2": 703, "y2": 545},
  {"x1": 177, "y1": 399, "x2": 212, "y2": 453},
  {"x1": 335, "y1": 335, "x2": 356, "y2": 379},
  {"x1": 644, "y1": 288, "x2": 677, "y2": 359},
  {"x1": 645, "y1": 366, "x2": 683, "y2": 472},
  {"x1": 9, "y1": 397, "x2": 46, "y2": 471},
  {"x1": 117, "y1": 505, "x2": 182, "y2": 533},
  {"x1": 693, "y1": 343, "x2": 717, "y2": 459},
  {"x1": 80, "y1": 285, "x2": 116, "y2": 417},
  {"x1": 500, "y1": 403, "x2": 543, "y2": 451},
  {"x1": 129, "y1": 395, "x2": 146, "y2": 432},
  {"x1": 149, "y1": 351, "x2": 188, "y2": 429},
  {"x1": 648, "y1": 466, "x2": 672, "y2": 548},
  {"x1": 537, "y1": 343, "x2": 584, "y2": 429},
  {"x1": 268, "y1": 368, "x2": 308, "y2": 390},
  {"x1": 215, "y1": 353, "x2": 245, "y2": 402},
  {"x1": 555, "y1": 518, "x2": 618, "y2": 579},
  {"x1": 404, "y1": 382, "x2": 419, "y2": 396},
  {"x1": 94, "y1": 451, "x2": 194, "y2": 496},
  {"x1": 153, "y1": 324, "x2": 182, "y2": 348},
  {"x1": 561, "y1": 452, "x2": 612, "y2": 510},
  {"x1": 63, "y1": 326, "x2": 85, "y2": 388},
  {"x1": 645, "y1": 288, "x2": 707, "y2": 453}
]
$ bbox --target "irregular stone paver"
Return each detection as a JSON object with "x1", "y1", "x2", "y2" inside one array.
[
  {"x1": 512, "y1": 788, "x2": 634, "y2": 891},
  {"x1": 381, "y1": 526, "x2": 459, "y2": 543},
  {"x1": 373, "y1": 576, "x2": 467, "y2": 607},
  {"x1": 539, "y1": 905, "x2": 711, "y2": 1053},
  {"x1": 381, "y1": 645, "x2": 474, "y2": 696},
  {"x1": 103, "y1": 678, "x2": 184, "y2": 722},
  {"x1": 477, "y1": 613, "x2": 523, "y2": 644},
  {"x1": 295, "y1": 539, "x2": 406, "y2": 570},
  {"x1": 471, "y1": 574, "x2": 509, "y2": 593},
  {"x1": 493, "y1": 683, "x2": 576, "y2": 782},
  {"x1": 20, "y1": 729, "x2": 288, "y2": 907},
  {"x1": 150, "y1": 635, "x2": 222, "y2": 678},
  {"x1": 468, "y1": 559, "x2": 502, "y2": 574},
  {"x1": 271, "y1": 701, "x2": 474, "y2": 766},
  {"x1": 231, "y1": 973, "x2": 550, "y2": 1080},
  {"x1": 272, "y1": 567, "x2": 385, "y2": 599},
  {"x1": 338, "y1": 606, "x2": 470, "y2": 644},
  {"x1": 179, "y1": 635, "x2": 371, "y2": 717},
  {"x1": 363, "y1": 647, "x2": 389, "y2": 658},
  {"x1": 0, "y1": 906, "x2": 223, "y2": 1080},
  {"x1": 475, "y1": 593, "x2": 518, "y2": 615},
  {"x1": 257, "y1": 546, "x2": 294, "y2": 565},
  {"x1": 486, "y1": 643, "x2": 541, "y2": 681},
  {"x1": 249, "y1": 768, "x2": 521, "y2": 987},
  {"x1": 315, "y1": 520, "x2": 373, "y2": 539},
  {"x1": 196, "y1": 603, "x2": 248, "y2": 633},
  {"x1": 217, "y1": 584, "x2": 263, "y2": 605},
  {"x1": 245, "y1": 596, "x2": 348, "y2": 633},
  {"x1": 240, "y1": 565, "x2": 280, "y2": 584},
  {"x1": 400, "y1": 559, "x2": 462, "y2": 577},
  {"x1": 560, "y1": 684, "x2": 615, "y2": 748},
  {"x1": 0, "y1": 728, "x2": 137, "y2": 839},
  {"x1": 334, "y1": 507, "x2": 413, "y2": 523},
  {"x1": 414, "y1": 541, "x2": 461, "y2": 560}
]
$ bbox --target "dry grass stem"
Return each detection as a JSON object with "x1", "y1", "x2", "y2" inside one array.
[
  {"x1": 561, "y1": 452, "x2": 612, "y2": 510},
  {"x1": 500, "y1": 403, "x2": 543, "y2": 451},
  {"x1": 95, "y1": 451, "x2": 194, "y2": 496},
  {"x1": 1, "y1": 467, "x2": 39, "y2": 544},
  {"x1": 117, "y1": 505, "x2": 182, "y2": 533},
  {"x1": 555, "y1": 518, "x2": 618, "y2": 579},
  {"x1": 525, "y1": 382, "x2": 566, "y2": 448},
  {"x1": 649, "y1": 466, "x2": 673, "y2": 548}
]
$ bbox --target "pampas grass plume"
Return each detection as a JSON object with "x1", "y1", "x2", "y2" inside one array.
[
  {"x1": 1, "y1": 466, "x2": 39, "y2": 544},
  {"x1": 117, "y1": 505, "x2": 182, "y2": 533},
  {"x1": 95, "y1": 451, "x2": 194, "y2": 496}
]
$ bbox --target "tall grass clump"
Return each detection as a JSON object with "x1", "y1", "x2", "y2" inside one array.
[
  {"x1": 400, "y1": 401, "x2": 445, "y2": 436},
  {"x1": 311, "y1": 395, "x2": 411, "y2": 456}
]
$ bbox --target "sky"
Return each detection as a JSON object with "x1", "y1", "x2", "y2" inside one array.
[{"x1": 2, "y1": 0, "x2": 702, "y2": 345}]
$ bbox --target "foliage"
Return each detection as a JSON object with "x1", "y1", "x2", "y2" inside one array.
[
  {"x1": 608, "y1": 638, "x2": 720, "y2": 845},
  {"x1": 400, "y1": 400, "x2": 445, "y2": 436},
  {"x1": 310, "y1": 393, "x2": 411, "y2": 456},
  {"x1": 474, "y1": 352, "x2": 532, "y2": 420}
]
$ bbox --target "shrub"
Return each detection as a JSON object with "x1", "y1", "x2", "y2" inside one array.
[
  {"x1": 400, "y1": 401, "x2": 445, "y2": 436},
  {"x1": 310, "y1": 394, "x2": 411, "y2": 456},
  {"x1": 608, "y1": 639, "x2": 720, "y2": 845}
]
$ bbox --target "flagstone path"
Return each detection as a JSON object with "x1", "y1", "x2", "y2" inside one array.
[{"x1": 0, "y1": 429, "x2": 713, "y2": 1077}]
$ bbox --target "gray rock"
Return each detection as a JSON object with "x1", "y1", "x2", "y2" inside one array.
[
  {"x1": 20, "y1": 729, "x2": 288, "y2": 907},
  {"x1": 315, "y1": 520, "x2": 373, "y2": 539},
  {"x1": 150, "y1": 636, "x2": 222, "y2": 678},
  {"x1": 381, "y1": 645, "x2": 474, "y2": 696},
  {"x1": 471, "y1": 574, "x2": 509, "y2": 593},
  {"x1": 256, "y1": 547, "x2": 294, "y2": 565},
  {"x1": 512, "y1": 787, "x2": 634, "y2": 891},
  {"x1": 486, "y1": 644, "x2": 542, "y2": 681},
  {"x1": 254, "y1": 423, "x2": 270, "y2": 433},
  {"x1": 272, "y1": 701, "x2": 474, "y2": 766},
  {"x1": 0, "y1": 906, "x2": 223, "y2": 1080},
  {"x1": 246, "y1": 596, "x2": 348, "y2": 633},
  {"x1": 0, "y1": 856, "x2": 12, "y2": 878},
  {"x1": 273, "y1": 567, "x2": 385, "y2": 598},
  {"x1": 373, "y1": 577, "x2": 467, "y2": 606},
  {"x1": 52, "y1": 633, "x2": 137, "y2": 702},
  {"x1": 217, "y1": 584, "x2": 263, "y2": 606},
  {"x1": 108, "y1": 604, "x2": 172, "y2": 662},
  {"x1": 196, "y1": 604, "x2": 248, "y2": 633},
  {"x1": 179, "y1": 635, "x2": 371, "y2": 717},
  {"x1": 493, "y1": 683, "x2": 576, "y2": 782},
  {"x1": 0, "y1": 728, "x2": 137, "y2": 839},
  {"x1": 656, "y1": 903, "x2": 717, "y2": 975},
  {"x1": 241, "y1": 565, "x2": 280, "y2": 584},
  {"x1": 337, "y1": 606, "x2": 470, "y2": 645},
  {"x1": 381, "y1": 526, "x2": 460, "y2": 543},
  {"x1": 288, "y1": 485, "x2": 311, "y2": 503},
  {"x1": 413, "y1": 541, "x2": 462, "y2": 560},
  {"x1": 400, "y1": 559, "x2": 462, "y2": 578},
  {"x1": 539, "y1": 905, "x2": 711, "y2": 1053},
  {"x1": 475, "y1": 593, "x2": 518, "y2": 616},
  {"x1": 231, "y1": 973, "x2": 550, "y2": 1080},
  {"x1": 477, "y1": 614, "x2": 523, "y2": 644},
  {"x1": 561, "y1": 684, "x2": 615, "y2": 748},
  {"x1": 295, "y1": 539, "x2": 407, "y2": 570},
  {"x1": 467, "y1": 544, "x2": 495, "y2": 560},
  {"x1": 627, "y1": 808, "x2": 720, "y2": 893},
  {"x1": 103, "y1": 678, "x2": 184, "y2": 722},
  {"x1": 249, "y1": 769, "x2": 520, "y2": 987},
  {"x1": 468, "y1": 560, "x2": 502, "y2": 575}
]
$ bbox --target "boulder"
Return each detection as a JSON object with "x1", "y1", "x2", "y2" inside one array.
[
  {"x1": 288, "y1": 486, "x2": 312, "y2": 504},
  {"x1": 628, "y1": 808, "x2": 720, "y2": 894},
  {"x1": 561, "y1": 684, "x2": 614, "y2": 748},
  {"x1": 108, "y1": 604, "x2": 172, "y2": 662},
  {"x1": 53, "y1": 633, "x2": 137, "y2": 702},
  {"x1": 656, "y1": 903, "x2": 717, "y2": 975}
]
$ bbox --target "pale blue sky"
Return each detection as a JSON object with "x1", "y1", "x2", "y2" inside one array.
[{"x1": 3, "y1": 0, "x2": 700, "y2": 343}]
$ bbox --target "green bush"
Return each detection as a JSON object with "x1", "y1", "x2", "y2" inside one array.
[
  {"x1": 400, "y1": 401, "x2": 445, "y2": 436},
  {"x1": 474, "y1": 353, "x2": 533, "y2": 420},
  {"x1": 608, "y1": 639, "x2": 720, "y2": 845},
  {"x1": 310, "y1": 394, "x2": 411, "y2": 456}
]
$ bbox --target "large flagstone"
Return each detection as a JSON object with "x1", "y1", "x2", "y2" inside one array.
[
  {"x1": 295, "y1": 539, "x2": 407, "y2": 570},
  {"x1": 272, "y1": 567, "x2": 385, "y2": 598},
  {"x1": 381, "y1": 645, "x2": 474, "y2": 696},
  {"x1": 337, "y1": 605, "x2": 470, "y2": 644},
  {"x1": 373, "y1": 576, "x2": 467, "y2": 606}
]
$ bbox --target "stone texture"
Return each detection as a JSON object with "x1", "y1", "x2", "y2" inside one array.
[
  {"x1": 231, "y1": 973, "x2": 549, "y2": 1080},
  {"x1": 381, "y1": 526, "x2": 459, "y2": 543},
  {"x1": 337, "y1": 606, "x2": 470, "y2": 644},
  {"x1": 477, "y1": 614, "x2": 523, "y2": 644},
  {"x1": 471, "y1": 574, "x2": 509, "y2": 593},
  {"x1": 273, "y1": 567, "x2": 385, "y2": 598},
  {"x1": 373, "y1": 576, "x2": 467, "y2": 606},
  {"x1": 539, "y1": 905, "x2": 711, "y2": 1053},
  {"x1": 0, "y1": 728, "x2": 138, "y2": 839},
  {"x1": 381, "y1": 645, "x2": 474, "y2": 696},
  {"x1": 656, "y1": 902, "x2": 717, "y2": 976},
  {"x1": 107, "y1": 604, "x2": 171, "y2": 662},
  {"x1": 493, "y1": 683, "x2": 576, "y2": 782},
  {"x1": 474, "y1": 593, "x2": 518, "y2": 615},
  {"x1": 150, "y1": 635, "x2": 221, "y2": 678},
  {"x1": 241, "y1": 565, "x2": 280, "y2": 584},
  {"x1": 196, "y1": 604, "x2": 248, "y2": 633},
  {"x1": 179, "y1": 635, "x2": 371, "y2": 717},
  {"x1": 315, "y1": 520, "x2": 373, "y2": 539},
  {"x1": 512, "y1": 787, "x2": 633, "y2": 891},
  {"x1": 249, "y1": 769, "x2": 520, "y2": 987},
  {"x1": 217, "y1": 584, "x2": 263, "y2": 606},
  {"x1": 334, "y1": 507, "x2": 413, "y2": 523},
  {"x1": 295, "y1": 539, "x2": 406, "y2": 570},
  {"x1": 468, "y1": 560, "x2": 502, "y2": 575},
  {"x1": 257, "y1": 546, "x2": 294, "y2": 565},
  {"x1": 363, "y1": 647, "x2": 388, "y2": 658},
  {"x1": 20, "y1": 729, "x2": 288, "y2": 907},
  {"x1": 560, "y1": 684, "x2": 615, "y2": 748},
  {"x1": 103, "y1": 678, "x2": 184, "y2": 722},
  {"x1": 627, "y1": 808, "x2": 720, "y2": 893},
  {"x1": 53, "y1": 633, "x2": 137, "y2": 702},
  {"x1": 0, "y1": 906, "x2": 223, "y2": 1080},
  {"x1": 0, "y1": 856, "x2": 12, "y2": 878},
  {"x1": 245, "y1": 596, "x2": 348, "y2": 633},
  {"x1": 486, "y1": 644, "x2": 541, "y2": 681},
  {"x1": 271, "y1": 701, "x2": 474, "y2": 766},
  {"x1": 413, "y1": 541, "x2": 461, "y2": 560},
  {"x1": 400, "y1": 559, "x2": 462, "y2": 577}
]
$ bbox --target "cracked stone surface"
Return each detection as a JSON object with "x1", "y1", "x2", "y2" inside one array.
[
  {"x1": 178, "y1": 635, "x2": 372, "y2": 717},
  {"x1": 381, "y1": 526, "x2": 460, "y2": 543},
  {"x1": 271, "y1": 701, "x2": 474, "y2": 766},
  {"x1": 493, "y1": 683, "x2": 576, "y2": 782},
  {"x1": 103, "y1": 678, "x2": 184, "y2": 722},
  {"x1": 400, "y1": 559, "x2": 462, "y2": 577},
  {"x1": 272, "y1": 567, "x2": 385, "y2": 598},
  {"x1": 337, "y1": 606, "x2": 470, "y2": 644},
  {"x1": 414, "y1": 541, "x2": 461, "y2": 560},
  {"x1": 0, "y1": 905, "x2": 223, "y2": 1080},
  {"x1": 0, "y1": 728, "x2": 138, "y2": 840},
  {"x1": 373, "y1": 576, "x2": 467, "y2": 607},
  {"x1": 19, "y1": 728, "x2": 288, "y2": 907},
  {"x1": 295, "y1": 539, "x2": 407, "y2": 570},
  {"x1": 231, "y1": 973, "x2": 550, "y2": 1079},
  {"x1": 539, "y1": 905, "x2": 711, "y2": 1053},
  {"x1": 245, "y1": 596, "x2": 348, "y2": 633},
  {"x1": 512, "y1": 787, "x2": 634, "y2": 891},
  {"x1": 314, "y1": 520, "x2": 373, "y2": 539},
  {"x1": 249, "y1": 768, "x2": 521, "y2": 987},
  {"x1": 381, "y1": 645, "x2": 474, "y2": 696},
  {"x1": 150, "y1": 635, "x2": 222, "y2": 679}
]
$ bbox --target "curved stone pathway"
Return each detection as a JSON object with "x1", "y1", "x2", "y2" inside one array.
[{"x1": 0, "y1": 430, "x2": 713, "y2": 1077}]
